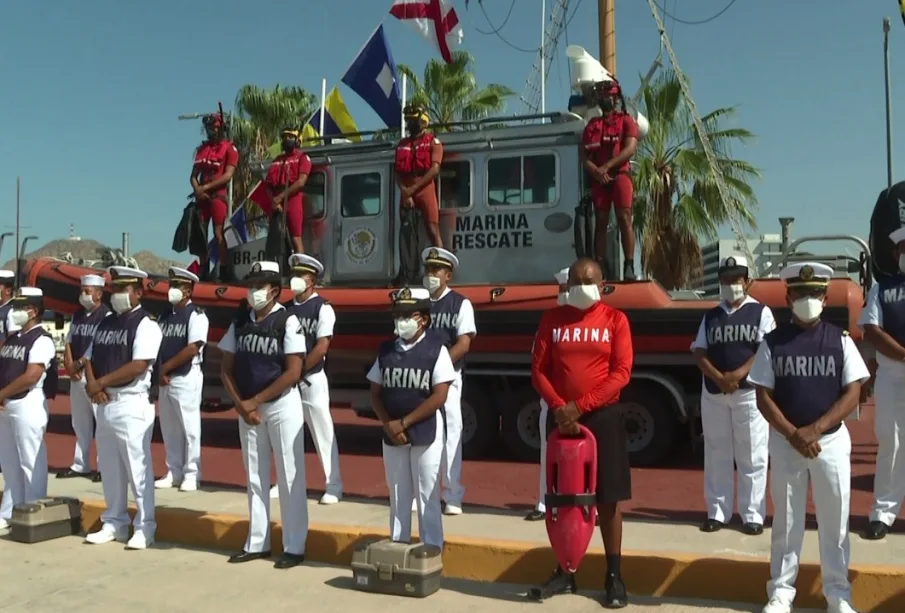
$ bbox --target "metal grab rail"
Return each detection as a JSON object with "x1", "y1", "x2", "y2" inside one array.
[{"x1": 760, "y1": 234, "x2": 871, "y2": 277}]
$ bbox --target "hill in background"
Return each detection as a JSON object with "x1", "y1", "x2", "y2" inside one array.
[{"x1": 2, "y1": 238, "x2": 184, "y2": 276}]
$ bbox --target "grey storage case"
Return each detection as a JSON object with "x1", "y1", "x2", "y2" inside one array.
[
  {"x1": 9, "y1": 497, "x2": 82, "y2": 544},
  {"x1": 351, "y1": 538, "x2": 442, "y2": 597}
]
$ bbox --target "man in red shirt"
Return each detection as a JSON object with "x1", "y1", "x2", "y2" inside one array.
[
  {"x1": 191, "y1": 112, "x2": 239, "y2": 281},
  {"x1": 265, "y1": 128, "x2": 313, "y2": 255},
  {"x1": 395, "y1": 105, "x2": 443, "y2": 248},
  {"x1": 581, "y1": 80, "x2": 639, "y2": 282},
  {"x1": 529, "y1": 257, "x2": 634, "y2": 608}
]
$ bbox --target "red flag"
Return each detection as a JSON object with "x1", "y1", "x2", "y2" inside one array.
[
  {"x1": 248, "y1": 181, "x2": 272, "y2": 215},
  {"x1": 389, "y1": 0, "x2": 463, "y2": 64}
]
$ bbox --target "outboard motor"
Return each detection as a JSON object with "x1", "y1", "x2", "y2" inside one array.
[{"x1": 869, "y1": 181, "x2": 905, "y2": 281}]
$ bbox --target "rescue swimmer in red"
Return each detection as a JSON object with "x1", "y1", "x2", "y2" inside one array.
[
  {"x1": 265, "y1": 127, "x2": 313, "y2": 256},
  {"x1": 529, "y1": 257, "x2": 633, "y2": 608},
  {"x1": 395, "y1": 105, "x2": 444, "y2": 248},
  {"x1": 191, "y1": 112, "x2": 239, "y2": 282},
  {"x1": 581, "y1": 80, "x2": 639, "y2": 282}
]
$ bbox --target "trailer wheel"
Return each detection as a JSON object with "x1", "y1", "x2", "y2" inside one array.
[
  {"x1": 501, "y1": 385, "x2": 545, "y2": 463},
  {"x1": 617, "y1": 383, "x2": 678, "y2": 467},
  {"x1": 461, "y1": 381, "x2": 500, "y2": 460}
]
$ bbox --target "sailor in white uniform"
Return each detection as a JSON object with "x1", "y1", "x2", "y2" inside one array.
[
  {"x1": 691, "y1": 256, "x2": 775, "y2": 534},
  {"x1": 0, "y1": 269, "x2": 16, "y2": 525},
  {"x1": 748, "y1": 262, "x2": 868, "y2": 613},
  {"x1": 219, "y1": 261, "x2": 308, "y2": 569},
  {"x1": 155, "y1": 267, "x2": 209, "y2": 492},
  {"x1": 420, "y1": 247, "x2": 476, "y2": 515},
  {"x1": 82, "y1": 266, "x2": 163, "y2": 550},
  {"x1": 861, "y1": 226, "x2": 905, "y2": 540},
  {"x1": 367, "y1": 287, "x2": 455, "y2": 548},
  {"x1": 275, "y1": 253, "x2": 342, "y2": 505},
  {"x1": 59, "y1": 274, "x2": 110, "y2": 482},
  {"x1": 0, "y1": 287, "x2": 55, "y2": 531},
  {"x1": 525, "y1": 266, "x2": 571, "y2": 521}
]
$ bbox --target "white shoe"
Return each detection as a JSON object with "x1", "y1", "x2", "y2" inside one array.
[
  {"x1": 178, "y1": 479, "x2": 198, "y2": 492},
  {"x1": 85, "y1": 525, "x2": 128, "y2": 545},
  {"x1": 154, "y1": 474, "x2": 181, "y2": 489},
  {"x1": 761, "y1": 597, "x2": 792, "y2": 613},
  {"x1": 411, "y1": 500, "x2": 418, "y2": 512},
  {"x1": 828, "y1": 600, "x2": 858, "y2": 613},
  {"x1": 126, "y1": 532, "x2": 154, "y2": 550},
  {"x1": 269, "y1": 485, "x2": 279, "y2": 499},
  {"x1": 443, "y1": 504, "x2": 463, "y2": 516},
  {"x1": 319, "y1": 493, "x2": 341, "y2": 505},
  {"x1": 0, "y1": 518, "x2": 9, "y2": 532}
]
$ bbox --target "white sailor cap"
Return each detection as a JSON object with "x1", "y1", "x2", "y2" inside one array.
[
  {"x1": 107, "y1": 266, "x2": 148, "y2": 286},
  {"x1": 11, "y1": 286, "x2": 43, "y2": 305},
  {"x1": 391, "y1": 286, "x2": 432, "y2": 312},
  {"x1": 80, "y1": 274, "x2": 105, "y2": 287},
  {"x1": 0, "y1": 270, "x2": 14, "y2": 283},
  {"x1": 554, "y1": 267, "x2": 570, "y2": 285},
  {"x1": 779, "y1": 262, "x2": 834, "y2": 288},
  {"x1": 243, "y1": 260, "x2": 282, "y2": 284},
  {"x1": 718, "y1": 255, "x2": 749, "y2": 274},
  {"x1": 168, "y1": 266, "x2": 199, "y2": 284},
  {"x1": 889, "y1": 227, "x2": 905, "y2": 245},
  {"x1": 421, "y1": 247, "x2": 458, "y2": 269},
  {"x1": 288, "y1": 253, "x2": 324, "y2": 277}
]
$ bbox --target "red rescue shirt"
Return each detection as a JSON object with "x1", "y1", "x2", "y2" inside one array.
[
  {"x1": 581, "y1": 113, "x2": 638, "y2": 171},
  {"x1": 265, "y1": 149, "x2": 312, "y2": 210},
  {"x1": 531, "y1": 301, "x2": 634, "y2": 413},
  {"x1": 193, "y1": 140, "x2": 239, "y2": 199}
]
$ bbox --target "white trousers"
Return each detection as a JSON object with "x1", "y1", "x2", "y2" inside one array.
[
  {"x1": 383, "y1": 416, "x2": 444, "y2": 548},
  {"x1": 96, "y1": 394, "x2": 156, "y2": 537},
  {"x1": 299, "y1": 371, "x2": 342, "y2": 495},
  {"x1": 238, "y1": 388, "x2": 307, "y2": 555},
  {"x1": 69, "y1": 381, "x2": 99, "y2": 473},
  {"x1": 158, "y1": 368, "x2": 204, "y2": 483},
  {"x1": 870, "y1": 368, "x2": 905, "y2": 526},
  {"x1": 0, "y1": 396, "x2": 48, "y2": 520},
  {"x1": 767, "y1": 425, "x2": 852, "y2": 607},
  {"x1": 440, "y1": 374, "x2": 464, "y2": 506},
  {"x1": 535, "y1": 400, "x2": 549, "y2": 513},
  {"x1": 701, "y1": 388, "x2": 769, "y2": 524}
]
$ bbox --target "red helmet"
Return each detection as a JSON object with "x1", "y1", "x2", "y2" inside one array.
[
  {"x1": 593, "y1": 80, "x2": 621, "y2": 96},
  {"x1": 202, "y1": 113, "x2": 224, "y2": 129}
]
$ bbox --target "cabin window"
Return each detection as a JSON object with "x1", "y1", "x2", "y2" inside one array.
[
  {"x1": 341, "y1": 172, "x2": 382, "y2": 217},
  {"x1": 437, "y1": 160, "x2": 472, "y2": 209},
  {"x1": 486, "y1": 153, "x2": 557, "y2": 207},
  {"x1": 304, "y1": 171, "x2": 326, "y2": 219}
]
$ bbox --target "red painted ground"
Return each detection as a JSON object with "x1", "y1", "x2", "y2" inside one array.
[{"x1": 43, "y1": 397, "x2": 881, "y2": 531}]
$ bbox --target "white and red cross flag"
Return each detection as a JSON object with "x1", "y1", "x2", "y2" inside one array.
[{"x1": 389, "y1": 0, "x2": 464, "y2": 64}]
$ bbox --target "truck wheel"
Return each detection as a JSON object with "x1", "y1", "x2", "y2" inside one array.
[
  {"x1": 501, "y1": 386, "x2": 544, "y2": 463},
  {"x1": 617, "y1": 383, "x2": 678, "y2": 467},
  {"x1": 461, "y1": 381, "x2": 500, "y2": 460}
]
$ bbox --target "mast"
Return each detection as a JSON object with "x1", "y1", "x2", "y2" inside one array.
[{"x1": 599, "y1": 0, "x2": 615, "y2": 75}]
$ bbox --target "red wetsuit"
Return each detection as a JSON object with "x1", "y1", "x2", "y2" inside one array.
[{"x1": 582, "y1": 113, "x2": 638, "y2": 214}]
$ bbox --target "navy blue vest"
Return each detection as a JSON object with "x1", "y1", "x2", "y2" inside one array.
[
  {"x1": 0, "y1": 327, "x2": 51, "y2": 400},
  {"x1": 702, "y1": 302, "x2": 764, "y2": 394},
  {"x1": 69, "y1": 304, "x2": 111, "y2": 360},
  {"x1": 877, "y1": 276, "x2": 905, "y2": 347},
  {"x1": 766, "y1": 321, "x2": 845, "y2": 433},
  {"x1": 157, "y1": 304, "x2": 203, "y2": 377},
  {"x1": 378, "y1": 335, "x2": 445, "y2": 446},
  {"x1": 234, "y1": 309, "x2": 292, "y2": 400},
  {"x1": 428, "y1": 290, "x2": 466, "y2": 370},
  {"x1": 0, "y1": 300, "x2": 13, "y2": 342},
  {"x1": 90, "y1": 308, "x2": 150, "y2": 381},
  {"x1": 284, "y1": 296, "x2": 327, "y2": 375}
]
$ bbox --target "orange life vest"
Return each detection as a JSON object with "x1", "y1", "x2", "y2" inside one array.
[
  {"x1": 582, "y1": 114, "x2": 629, "y2": 169},
  {"x1": 394, "y1": 132, "x2": 434, "y2": 175}
]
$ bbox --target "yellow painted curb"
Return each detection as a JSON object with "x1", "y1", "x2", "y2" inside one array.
[{"x1": 79, "y1": 500, "x2": 905, "y2": 612}]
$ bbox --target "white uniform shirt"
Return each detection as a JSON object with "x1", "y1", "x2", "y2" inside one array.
[
  {"x1": 294, "y1": 293, "x2": 336, "y2": 340},
  {"x1": 83, "y1": 306, "x2": 164, "y2": 396},
  {"x1": 366, "y1": 333, "x2": 457, "y2": 387},
  {"x1": 218, "y1": 304, "x2": 306, "y2": 356},
  {"x1": 858, "y1": 283, "x2": 905, "y2": 376},
  {"x1": 157, "y1": 301, "x2": 210, "y2": 370},
  {"x1": 432, "y1": 287, "x2": 477, "y2": 338},
  {"x1": 689, "y1": 296, "x2": 777, "y2": 351},
  {"x1": 4, "y1": 326, "x2": 56, "y2": 404}
]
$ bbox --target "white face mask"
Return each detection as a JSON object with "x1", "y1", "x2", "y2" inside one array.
[
  {"x1": 792, "y1": 297, "x2": 824, "y2": 322},
  {"x1": 422, "y1": 275, "x2": 441, "y2": 293},
  {"x1": 394, "y1": 317, "x2": 420, "y2": 340},
  {"x1": 79, "y1": 294, "x2": 96, "y2": 310},
  {"x1": 566, "y1": 284, "x2": 601, "y2": 310},
  {"x1": 10, "y1": 310, "x2": 30, "y2": 327},
  {"x1": 556, "y1": 292, "x2": 568, "y2": 306},
  {"x1": 719, "y1": 284, "x2": 745, "y2": 303},
  {"x1": 111, "y1": 292, "x2": 132, "y2": 314},
  {"x1": 167, "y1": 288, "x2": 184, "y2": 305},
  {"x1": 899, "y1": 253, "x2": 905, "y2": 274},
  {"x1": 247, "y1": 288, "x2": 272, "y2": 311},
  {"x1": 290, "y1": 277, "x2": 307, "y2": 295}
]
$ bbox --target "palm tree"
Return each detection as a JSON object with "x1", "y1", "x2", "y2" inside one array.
[
  {"x1": 631, "y1": 71, "x2": 761, "y2": 289},
  {"x1": 397, "y1": 51, "x2": 515, "y2": 131}
]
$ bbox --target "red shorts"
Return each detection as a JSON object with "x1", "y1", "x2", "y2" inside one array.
[
  {"x1": 285, "y1": 199, "x2": 303, "y2": 238},
  {"x1": 591, "y1": 174, "x2": 633, "y2": 213},
  {"x1": 199, "y1": 197, "x2": 228, "y2": 226}
]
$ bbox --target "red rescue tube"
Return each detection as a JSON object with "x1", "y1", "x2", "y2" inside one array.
[{"x1": 544, "y1": 424, "x2": 598, "y2": 573}]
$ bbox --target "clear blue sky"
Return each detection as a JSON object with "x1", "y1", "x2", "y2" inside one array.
[{"x1": 0, "y1": 0, "x2": 898, "y2": 263}]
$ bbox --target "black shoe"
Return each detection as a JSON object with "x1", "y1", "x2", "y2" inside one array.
[
  {"x1": 622, "y1": 261, "x2": 636, "y2": 282},
  {"x1": 273, "y1": 553, "x2": 305, "y2": 569},
  {"x1": 742, "y1": 522, "x2": 763, "y2": 536},
  {"x1": 527, "y1": 567, "x2": 577, "y2": 601},
  {"x1": 57, "y1": 469, "x2": 91, "y2": 479},
  {"x1": 700, "y1": 519, "x2": 725, "y2": 533},
  {"x1": 603, "y1": 572, "x2": 628, "y2": 608},
  {"x1": 91, "y1": 472, "x2": 102, "y2": 483},
  {"x1": 863, "y1": 520, "x2": 889, "y2": 540},
  {"x1": 227, "y1": 550, "x2": 271, "y2": 564},
  {"x1": 524, "y1": 510, "x2": 545, "y2": 522}
]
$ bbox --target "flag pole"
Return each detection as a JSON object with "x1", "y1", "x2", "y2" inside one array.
[
  {"x1": 540, "y1": 0, "x2": 546, "y2": 120},
  {"x1": 401, "y1": 73, "x2": 408, "y2": 132},
  {"x1": 319, "y1": 78, "x2": 327, "y2": 138}
]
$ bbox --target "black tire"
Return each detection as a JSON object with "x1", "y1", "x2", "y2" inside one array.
[
  {"x1": 500, "y1": 385, "x2": 545, "y2": 463},
  {"x1": 460, "y1": 379, "x2": 500, "y2": 460},
  {"x1": 617, "y1": 383, "x2": 679, "y2": 467}
]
